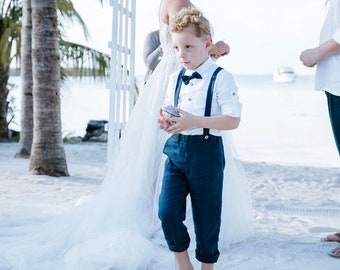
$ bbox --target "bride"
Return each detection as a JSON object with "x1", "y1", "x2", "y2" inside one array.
[{"x1": 0, "y1": 1, "x2": 254, "y2": 269}]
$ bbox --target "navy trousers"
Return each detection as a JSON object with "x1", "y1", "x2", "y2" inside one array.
[
  {"x1": 158, "y1": 134, "x2": 225, "y2": 264},
  {"x1": 325, "y1": 91, "x2": 340, "y2": 155}
]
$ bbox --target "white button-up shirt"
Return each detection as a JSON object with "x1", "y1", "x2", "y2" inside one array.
[
  {"x1": 163, "y1": 58, "x2": 242, "y2": 136},
  {"x1": 315, "y1": 0, "x2": 340, "y2": 96}
]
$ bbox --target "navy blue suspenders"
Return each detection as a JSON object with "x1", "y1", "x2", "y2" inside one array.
[
  {"x1": 174, "y1": 67, "x2": 223, "y2": 138},
  {"x1": 174, "y1": 68, "x2": 186, "y2": 108}
]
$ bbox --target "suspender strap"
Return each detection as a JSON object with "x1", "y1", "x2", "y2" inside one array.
[
  {"x1": 203, "y1": 67, "x2": 223, "y2": 136},
  {"x1": 174, "y1": 68, "x2": 186, "y2": 107}
]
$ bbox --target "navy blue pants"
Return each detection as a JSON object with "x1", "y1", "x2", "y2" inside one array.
[
  {"x1": 326, "y1": 91, "x2": 340, "y2": 155},
  {"x1": 158, "y1": 134, "x2": 225, "y2": 264}
]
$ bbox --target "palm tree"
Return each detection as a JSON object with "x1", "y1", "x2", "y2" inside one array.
[
  {"x1": 0, "y1": 0, "x2": 21, "y2": 141},
  {"x1": 15, "y1": 0, "x2": 33, "y2": 158},
  {"x1": 14, "y1": 0, "x2": 109, "y2": 157},
  {"x1": 29, "y1": 0, "x2": 68, "y2": 176},
  {"x1": 0, "y1": 0, "x2": 110, "y2": 142}
]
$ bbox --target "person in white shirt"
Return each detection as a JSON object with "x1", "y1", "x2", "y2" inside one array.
[
  {"x1": 300, "y1": 0, "x2": 340, "y2": 259},
  {"x1": 158, "y1": 6, "x2": 241, "y2": 270},
  {"x1": 300, "y1": 0, "x2": 340, "y2": 157}
]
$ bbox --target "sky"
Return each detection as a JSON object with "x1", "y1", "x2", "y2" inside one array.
[{"x1": 68, "y1": 0, "x2": 326, "y2": 76}]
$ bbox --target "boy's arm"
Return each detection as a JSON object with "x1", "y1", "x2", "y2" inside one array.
[
  {"x1": 163, "y1": 110, "x2": 240, "y2": 134},
  {"x1": 191, "y1": 114, "x2": 240, "y2": 130}
]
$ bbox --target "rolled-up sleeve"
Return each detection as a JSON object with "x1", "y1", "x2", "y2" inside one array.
[{"x1": 215, "y1": 71, "x2": 242, "y2": 117}]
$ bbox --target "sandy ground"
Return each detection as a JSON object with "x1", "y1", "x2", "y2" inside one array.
[{"x1": 0, "y1": 142, "x2": 339, "y2": 269}]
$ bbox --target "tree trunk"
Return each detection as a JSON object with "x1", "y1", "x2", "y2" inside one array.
[
  {"x1": 29, "y1": 0, "x2": 69, "y2": 176},
  {"x1": 0, "y1": 13, "x2": 10, "y2": 142},
  {"x1": 0, "y1": 64, "x2": 9, "y2": 141},
  {"x1": 15, "y1": 0, "x2": 33, "y2": 158}
]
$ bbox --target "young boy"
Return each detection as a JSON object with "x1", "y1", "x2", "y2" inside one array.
[{"x1": 158, "y1": 6, "x2": 242, "y2": 270}]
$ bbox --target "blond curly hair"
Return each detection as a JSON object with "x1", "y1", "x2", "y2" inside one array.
[{"x1": 169, "y1": 6, "x2": 211, "y2": 38}]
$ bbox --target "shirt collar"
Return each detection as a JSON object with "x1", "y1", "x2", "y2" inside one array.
[{"x1": 186, "y1": 57, "x2": 214, "y2": 76}]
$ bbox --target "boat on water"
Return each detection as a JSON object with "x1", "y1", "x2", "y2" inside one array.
[{"x1": 273, "y1": 66, "x2": 296, "y2": 83}]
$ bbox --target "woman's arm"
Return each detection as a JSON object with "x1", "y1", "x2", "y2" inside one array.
[
  {"x1": 300, "y1": 29, "x2": 340, "y2": 67},
  {"x1": 143, "y1": 31, "x2": 162, "y2": 70}
]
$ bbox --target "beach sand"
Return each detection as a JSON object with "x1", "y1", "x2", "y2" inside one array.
[{"x1": 0, "y1": 142, "x2": 339, "y2": 269}]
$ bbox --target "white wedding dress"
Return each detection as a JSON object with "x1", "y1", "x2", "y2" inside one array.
[{"x1": 0, "y1": 22, "x2": 254, "y2": 270}]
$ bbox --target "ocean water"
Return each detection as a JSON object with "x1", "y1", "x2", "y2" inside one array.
[
  {"x1": 232, "y1": 75, "x2": 339, "y2": 167},
  {"x1": 8, "y1": 76, "x2": 110, "y2": 138},
  {"x1": 8, "y1": 75, "x2": 339, "y2": 167}
]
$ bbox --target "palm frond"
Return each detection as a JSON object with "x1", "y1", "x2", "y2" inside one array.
[
  {"x1": 60, "y1": 39, "x2": 110, "y2": 80},
  {"x1": 0, "y1": 21, "x2": 21, "y2": 70},
  {"x1": 57, "y1": 0, "x2": 90, "y2": 40}
]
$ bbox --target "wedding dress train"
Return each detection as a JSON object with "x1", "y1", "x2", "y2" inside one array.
[{"x1": 0, "y1": 22, "x2": 254, "y2": 270}]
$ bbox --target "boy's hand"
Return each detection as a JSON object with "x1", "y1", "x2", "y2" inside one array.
[
  {"x1": 158, "y1": 108, "x2": 174, "y2": 130},
  {"x1": 165, "y1": 108, "x2": 195, "y2": 134}
]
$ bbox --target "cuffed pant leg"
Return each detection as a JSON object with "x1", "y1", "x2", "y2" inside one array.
[{"x1": 190, "y1": 171, "x2": 223, "y2": 264}]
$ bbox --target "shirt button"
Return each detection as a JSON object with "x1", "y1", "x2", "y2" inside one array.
[
  {"x1": 190, "y1": 82, "x2": 193, "y2": 86},
  {"x1": 204, "y1": 135, "x2": 209, "y2": 140},
  {"x1": 188, "y1": 98, "x2": 192, "y2": 101}
]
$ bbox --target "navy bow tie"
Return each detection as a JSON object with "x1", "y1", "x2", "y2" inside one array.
[{"x1": 182, "y1": 72, "x2": 202, "y2": 85}]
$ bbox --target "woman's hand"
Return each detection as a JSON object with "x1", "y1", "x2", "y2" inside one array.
[
  {"x1": 209, "y1": 41, "x2": 230, "y2": 59},
  {"x1": 300, "y1": 48, "x2": 318, "y2": 67}
]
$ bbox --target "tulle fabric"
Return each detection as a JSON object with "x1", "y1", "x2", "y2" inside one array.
[{"x1": 0, "y1": 23, "x2": 254, "y2": 269}]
